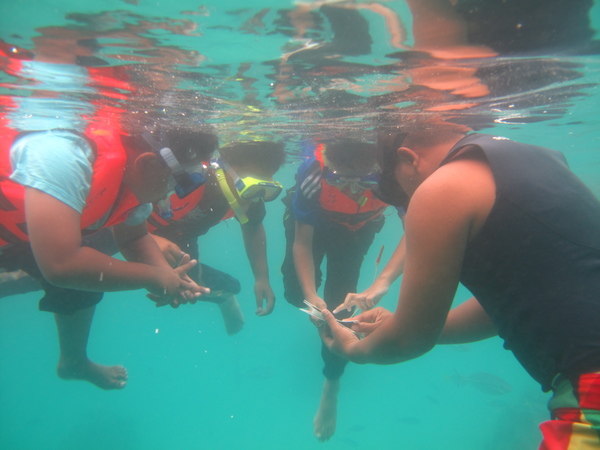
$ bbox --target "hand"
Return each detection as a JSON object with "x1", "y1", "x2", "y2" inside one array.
[
  {"x1": 333, "y1": 280, "x2": 390, "y2": 314},
  {"x1": 254, "y1": 279, "x2": 276, "y2": 316},
  {"x1": 350, "y1": 307, "x2": 393, "y2": 337},
  {"x1": 151, "y1": 234, "x2": 185, "y2": 268},
  {"x1": 147, "y1": 256, "x2": 210, "y2": 308},
  {"x1": 318, "y1": 309, "x2": 361, "y2": 358},
  {"x1": 306, "y1": 295, "x2": 327, "y2": 311}
]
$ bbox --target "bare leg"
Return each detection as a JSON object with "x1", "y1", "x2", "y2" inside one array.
[
  {"x1": 314, "y1": 377, "x2": 340, "y2": 441},
  {"x1": 216, "y1": 294, "x2": 245, "y2": 336},
  {"x1": 55, "y1": 305, "x2": 127, "y2": 390},
  {"x1": 0, "y1": 269, "x2": 41, "y2": 298}
]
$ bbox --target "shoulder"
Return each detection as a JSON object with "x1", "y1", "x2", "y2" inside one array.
[
  {"x1": 410, "y1": 157, "x2": 495, "y2": 240},
  {"x1": 12, "y1": 130, "x2": 94, "y2": 162},
  {"x1": 10, "y1": 130, "x2": 96, "y2": 214},
  {"x1": 296, "y1": 158, "x2": 322, "y2": 199}
]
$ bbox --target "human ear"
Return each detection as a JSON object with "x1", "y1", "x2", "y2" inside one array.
[
  {"x1": 397, "y1": 147, "x2": 419, "y2": 167},
  {"x1": 133, "y1": 152, "x2": 163, "y2": 176}
]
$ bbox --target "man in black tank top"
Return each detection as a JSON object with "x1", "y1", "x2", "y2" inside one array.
[{"x1": 318, "y1": 122, "x2": 600, "y2": 448}]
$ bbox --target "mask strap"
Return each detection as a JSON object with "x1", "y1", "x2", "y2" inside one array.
[
  {"x1": 142, "y1": 130, "x2": 203, "y2": 198},
  {"x1": 159, "y1": 147, "x2": 198, "y2": 197}
]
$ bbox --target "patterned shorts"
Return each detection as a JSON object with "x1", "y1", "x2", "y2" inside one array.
[{"x1": 539, "y1": 373, "x2": 600, "y2": 449}]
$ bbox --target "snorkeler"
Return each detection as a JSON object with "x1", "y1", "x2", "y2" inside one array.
[
  {"x1": 318, "y1": 119, "x2": 600, "y2": 448},
  {"x1": 0, "y1": 115, "x2": 214, "y2": 389},
  {"x1": 281, "y1": 139, "x2": 388, "y2": 441},
  {"x1": 147, "y1": 140, "x2": 286, "y2": 334}
]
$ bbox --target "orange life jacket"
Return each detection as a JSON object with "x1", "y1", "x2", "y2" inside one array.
[
  {"x1": 315, "y1": 144, "x2": 387, "y2": 231},
  {"x1": 0, "y1": 43, "x2": 143, "y2": 249},
  {"x1": 146, "y1": 169, "x2": 235, "y2": 232},
  {"x1": 0, "y1": 119, "x2": 140, "y2": 249}
]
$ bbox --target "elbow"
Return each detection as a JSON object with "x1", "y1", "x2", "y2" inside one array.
[
  {"x1": 351, "y1": 335, "x2": 435, "y2": 366},
  {"x1": 386, "y1": 340, "x2": 433, "y2": 364},
  {"x1": 39, "y1": 263, "x2": 76, "y2": 288}
]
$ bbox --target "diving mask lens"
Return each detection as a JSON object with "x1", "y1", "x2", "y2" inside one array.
[
  {"x1": 238, "y1": 178, "x2": 283, "y2": 202},
  {"x1": 324, "y1": 171, "x2": 379, "y2": 190}
]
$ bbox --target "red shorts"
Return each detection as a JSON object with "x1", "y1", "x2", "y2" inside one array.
[{"x1": 539, "y1": 373, "x2": 600, "y2": 449}]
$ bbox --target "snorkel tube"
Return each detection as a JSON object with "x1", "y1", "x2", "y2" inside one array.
[
  {"x1": 211, "y1": 159, "x2": 249, "y2": 225},
  {"x1": 141, "y1": 129, "x2": 206, "y2": 199}
]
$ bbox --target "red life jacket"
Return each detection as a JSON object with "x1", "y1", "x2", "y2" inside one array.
[
  {"x1": 315, "y1": 144, "x2": 387, "y2": 231},
  {"x1": 0, "y1": 120, "x2": 140, "y2": 249},
  {"x1": 146, "y1": 169, "x2": 235, "y2": 232},
  {"x1": 0, "y1": 44, "x2": 145, "y2": 249}
]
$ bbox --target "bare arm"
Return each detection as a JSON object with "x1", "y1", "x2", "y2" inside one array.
[
  {"x1": 438, "y1": 296, "x2": 497, "y2": 344},
  {"x1": 26, "y1": 188, "x2": 198, "y2": 298},
  {"x1": 293, "y1": 221, "x2": 325, "y2": 309},
  {"x1": 321, "y1": 158, "x2": 496, "y2": 364},
  {"x1": 335, "y1": 235, "x2": 406, "y2": 313},
  {"x1": 241, "y1": 222, "x2": 276, "y2": 316}
]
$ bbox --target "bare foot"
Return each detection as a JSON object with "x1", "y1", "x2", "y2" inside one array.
[
  {"x1": 57, "y1": 358, "x2": 128, "y2": 390},
  {"x1": 217, "y1": 295, "x2": 245, "y2": 335},
  {"x1": 314, "y1": 378, "x2": 339, "y2": 441}
]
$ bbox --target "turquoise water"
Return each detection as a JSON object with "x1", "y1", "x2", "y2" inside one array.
[{"x1": 1, "y1": 1, "x2": 600, "y2": 449}]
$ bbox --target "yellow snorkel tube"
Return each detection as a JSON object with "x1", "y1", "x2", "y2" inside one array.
[{"x1": 212, "y1": 161, "x2": 250, "y2": 225}]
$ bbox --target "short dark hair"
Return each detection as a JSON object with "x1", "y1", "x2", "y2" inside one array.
[
  {"x1": 122, "y1": 124, "x2": 218, "y2": 165},
  {"x1": 324, "y1": 139, "x2": 376, "y2": 172},
  {"x1": 220, "y1": 141, "x2": 286, "y2": 174},
  {"x1": 165, "y1": 127, "x2": 218, "y2": 164},
  {"x1": 376, "y1": 114, "x2": 469, "y2": 152}
]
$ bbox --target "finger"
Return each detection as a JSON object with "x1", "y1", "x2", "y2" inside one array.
[
  {"x1": 332, "y1": 302, "x2": 349, "y2": 314},
  {"x1": 179, "y1": 290, "x2": 191, "y2": 303},
  {"x1": 264, "y1": 296, "x2": 276, "y2": 315},
  {"x1": 191, "y1": 285, "x2": 210, "y2": 295},
  {"x1": 164, "y1": 253, "x2": 177, "y2": 268},
  {"x1": 353, "y1": 321, "x2": 380, "y2": 334},
  {"x1": 321, "y1": 309, "x2": 342, "y2": 332},
  {"x1": 309, "y1": 315, "x2": 323, "y2": 327},
  {"x1": 178, "y1": 278, "x2": 209, "y2": 295},
  {"x1": 318, "y1": 321, "x2": 333, "y2": 341},
  {"x1": 179, "y1": 253, "x2": 191, "y2": 266},
  {"x1": 147, "y1": 293, "x2": 169, "y2": 307},
  {"x1": 254, "y1": 293, "x2": 263, "y2": 315},
  {"x1": 175, "y1": 259, "x2": 197, "y2": 275}
]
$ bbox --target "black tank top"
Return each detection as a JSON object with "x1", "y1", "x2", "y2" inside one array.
[{"x1": 441, "y1": 134, "x2": 600, "y2": 391}]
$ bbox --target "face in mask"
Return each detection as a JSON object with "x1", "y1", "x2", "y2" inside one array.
[{"x1": 372, "y1": 131, "x2": 409, "y2": 208}]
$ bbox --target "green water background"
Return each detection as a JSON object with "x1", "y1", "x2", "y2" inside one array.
[{"x1": 1, "y1": 1, "x2": 600, "y2": 449}]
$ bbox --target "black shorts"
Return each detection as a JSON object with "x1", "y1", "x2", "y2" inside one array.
[
  {"x1": 0, "y1": 232, "x2": 241, "y2": 313},
  {"x1": 0, "y1": 244, "x2": 103, "y2": 315},
  {"x1": 198, "y1": 263, "x2": 241, "y2": 301}
]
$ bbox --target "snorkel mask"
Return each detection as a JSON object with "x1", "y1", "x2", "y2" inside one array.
[
  {"x1": 142, "y1": 129, "x2": 206, "y2": 199},
  {"x1": 221, "y1": 159, "x2": 283, "y2": 202},
  {"x1": 211, "y1": 158, "x2": 283, "y2": 224},
  {"x1": 324, "y1": 169, "x2": 380, "y2": 192}
]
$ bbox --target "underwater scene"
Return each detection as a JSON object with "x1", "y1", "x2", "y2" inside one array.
[{"x1": 1, "y1": 0, "x2": 600, "y2": 449}]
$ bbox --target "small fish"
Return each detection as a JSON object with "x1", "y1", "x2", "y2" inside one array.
[
  {"x1": 424, "y1": 395, "x2": 440, "y2": 405},
  {"x1": 397, "y1": 417, "x2": 422, "y2": 425},
  {"x1": 347, "y1": 424, "x2": 365, "y2": 433},
  {"x1": 450, "y1": 370, "x2": 512, "y2": 396},
  {"x1": 373, "y1": 244, "x2": 384, "y2": 281}
]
